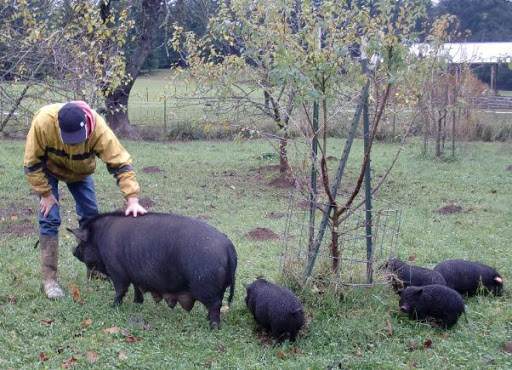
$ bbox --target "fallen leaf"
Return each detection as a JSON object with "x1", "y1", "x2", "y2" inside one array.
[
  {"x1": 61, "y1": 356, "x2": 78, "y2": 368},
  {"x1": 407, "y1": 341, "x2": 416, "y2": 351},
  {"x1": 408, "y1": 254, "x2": 416, "y2": 262},
  {"x1": 41, "y1": 318, "x2": 53, "y2": 326},
  {"x1": 8, "y1": 295, "x2": 17, "y2": 304},
  {"x1": 86, "y1": 351, "x2": 98, "y2": 364},
  {"x1": 10, "y1": 215, "x2": 18, "y2": 221},
  {"x1": 204, "y1": 358, "x2": 215, "y2": 368},
  {"x1": 217, "y1": 344, "x2": 226, "y2": 353},
  {"x1": 386, "y1": 318, "x2": 393, "y2": 336},
  {"x1": 504, "y1": 341, "x2": 512, "y2": 354},
  {"x1": 69, "y1": 284, "x2": 83, "y2": 303},
  {"x1": 423, "y1": 339, "x2": 433, "y2": 349},
  {"x1": 118, "y1": 351, "x2": 128, "y2": 361},
  {"x1": 290, "y1": 347, "x2": 303, "y2": 355},
  {"x1": 103, "y1": 326, "x2": 120, "y2": 335},
  {"x1": 125, "y1": 336, "x2": 139, "y2": 343},
  {"x1": 259, "y1": 336, "x2": 273, "y2": 347},
  {"x1": 81, "y1": 318, "x2": 93, "y2": 329},
  {"x1": 121, "y1": 329, "x2": 130, "y2": 337},
  {"x1": 276, "y1": 350, "x2": 287, "y2": 358},
  {"x1": 143, "y1": 322, "x2": 151, "y2": 331},
  {"x1": 38, "y1": 353, "x2": 49, "y2": 362}
]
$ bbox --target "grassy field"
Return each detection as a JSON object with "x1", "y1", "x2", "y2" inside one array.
[{"x1": 0, "y1": 136, "x2": 511, "y2": 369}]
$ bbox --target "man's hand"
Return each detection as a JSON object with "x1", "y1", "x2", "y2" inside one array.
[
  {"x1": 40, "y1": 193, "x2": 59, "y2": 217},
  {"x1": 125, "y1": 197, "x2": 148, "y2": 217}
]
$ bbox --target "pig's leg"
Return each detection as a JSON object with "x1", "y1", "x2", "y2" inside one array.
[
  {"x1": 163, "y1": 294, "x2": 178, "y2": 309},
  {"x1": 205, "y1": 299, "x2": 222, "y2": 330},
  {"x1": 133, "y1": 284, "x2": 144, "y2": 304},
  {"x1": 442, "y1": 312, "x2": 459, "y2": 329},
  {"x1": 151, "y1": 292, "x2": 163, "y2": 304},
  {"x1": 111, "y1": 278, "x2": 130, "y2": 307}
]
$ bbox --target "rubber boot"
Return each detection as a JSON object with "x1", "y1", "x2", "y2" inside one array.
[{"x1": 39, "y1": 234, "x2": 65, "y2": 299}]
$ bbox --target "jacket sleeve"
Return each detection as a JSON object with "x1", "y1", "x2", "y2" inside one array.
[
  {"x1": 23, "y1": 117, "x2": 52, "y2": 196},
  {"x1": 92, "y1": 118, "x2": 141, "y2": 199}
]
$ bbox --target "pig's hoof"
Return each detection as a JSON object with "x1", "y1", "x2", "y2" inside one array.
[{"x1": 209, "y1": 322, "x2": 219, "y2": 330}]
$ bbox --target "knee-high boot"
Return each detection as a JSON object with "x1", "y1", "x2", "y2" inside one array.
[{"x1": 39, "y1": 234, "x2": 65, "y2": 299}]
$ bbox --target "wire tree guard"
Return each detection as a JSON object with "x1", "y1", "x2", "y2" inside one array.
[{"x1": 282, "y1": 193, "x2": 402, "y2": 287}]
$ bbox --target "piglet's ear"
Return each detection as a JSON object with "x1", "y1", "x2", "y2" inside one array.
[{"x1": 66, "y1": 227, "x2": 88, "y2": 243}]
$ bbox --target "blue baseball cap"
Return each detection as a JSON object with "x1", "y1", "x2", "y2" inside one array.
[{"x1": 58, "y1": 103, "x2": 87, "y2": 144}]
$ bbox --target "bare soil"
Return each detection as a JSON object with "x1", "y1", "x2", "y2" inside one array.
[
  {"x1": 435, "y1": 204, "x2": 464, "y2": 215},
  {"x1": 245, "y1": 227, "x2": 280, "y2": 241}
]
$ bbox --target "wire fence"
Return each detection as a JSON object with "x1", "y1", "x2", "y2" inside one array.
[{"x1": 282, "y1": 190, "x2": 403, "y2": 288}]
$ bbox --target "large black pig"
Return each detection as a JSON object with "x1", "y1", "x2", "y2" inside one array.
[
  {"x1": 244, "y1": 278, "x2": 305, "y2": 342},
  {"x1": 433, "y1": 259, "x2": 503, "y2": 296},
  {"x1": 68, "y1": 212, "x2": 237, "y2": 330}
]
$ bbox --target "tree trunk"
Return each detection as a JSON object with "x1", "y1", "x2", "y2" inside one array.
[
  {"x1": 103, "y1": 0, "x2": 161, "y2": 138},
  {"x1": 105, "y1": 85, "x2": 138, "y2": 138},
  {"x1": 279, "y1": 136, "x2": 289, "y2": 173}
]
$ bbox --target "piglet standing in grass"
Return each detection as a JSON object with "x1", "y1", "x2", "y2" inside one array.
[
  {"x1": 244, "y1": 278, "x2": 305, "y2": 342},
  {"x1": 399, "y1": 284, "x2": 466, "y2": 329},
  {"x1": 433, "y1": 259, "x2": 503, "y2": 296}
]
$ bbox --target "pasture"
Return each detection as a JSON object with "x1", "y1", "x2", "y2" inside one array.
[{"x1": 0, "y1": 136, "x2": 511, "y2": 368}]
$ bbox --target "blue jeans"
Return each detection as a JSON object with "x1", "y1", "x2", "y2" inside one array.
[{"x1": 39, "y1": 173, "x2": 99, "y2": 236}]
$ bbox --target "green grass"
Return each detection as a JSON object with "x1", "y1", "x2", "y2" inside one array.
[{"x1": 1, "y1": 137, "x2": 511, "y2": 369}]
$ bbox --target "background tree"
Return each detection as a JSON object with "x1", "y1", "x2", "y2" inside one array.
[
  {"x1": 174, "y1": 0, "x2": 430, "y2": 275},
  {"x1": 101, "y1": 0, "x2": 163, "y2": 137},
  {"x1": 0, "y1": 0, "x2": 130, "y2": 134},
  {"x1": 432, "y1": 0, "x2": 512, "y2": 90}
]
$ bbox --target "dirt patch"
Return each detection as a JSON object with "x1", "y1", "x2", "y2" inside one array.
[
  {"x1": 255, "y1": 165, "x2": 281, "y2": 172},
  {"x1": 0, "y1": 204, "x2": 34, "y2": 219},
  {"x1": 505, "y1": 341, "x2": 512, "y2": 354},
  {"x1": 436, "y1": 204, "x2": 464, "y2": 215},
  {"x1": 245, "y1": 227, "x2": 280, "y2": 241},
  {"x1": 138, "y1": 197, "x2": 156, "y2": 209},
  {"x1": 196, "y1": 213, "x2": 212, "y2": 220},
  {"x1": 0, "y1": 223, "x2": 36, "y2": 237},
  {"x1": 141, "y1": 166, "x2": 164, "y2": 174},
  {"x1": 268, "y1": 175, "x2": 295, "y2": 189},
  {"x1": 266, "y1": 212, "x2": 285, "y2": 219}
]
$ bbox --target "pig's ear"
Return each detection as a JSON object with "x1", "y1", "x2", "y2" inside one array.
[
  {"x1": 66, "y1": 227, "x2": 88, "y2": 243},
  {"x1": 414, "y1": 288, "x2": 423, "y2": 297}
]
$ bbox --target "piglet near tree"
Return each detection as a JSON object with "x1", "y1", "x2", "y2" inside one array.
[
  {"x1": 379, "y1": 258, "x2": 446, "y2": 292},
  {"x1": 68, "y1": 212, "x2": 237, "y2": 330}
]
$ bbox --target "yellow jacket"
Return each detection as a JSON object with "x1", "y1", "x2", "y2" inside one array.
[{"x1": 23, "y1": 103, "x2": 140, "y2": 199}]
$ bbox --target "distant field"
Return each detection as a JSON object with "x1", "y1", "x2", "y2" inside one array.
[{"x1": 2, "y1": 70, "x2": 512, "y2": 142}]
